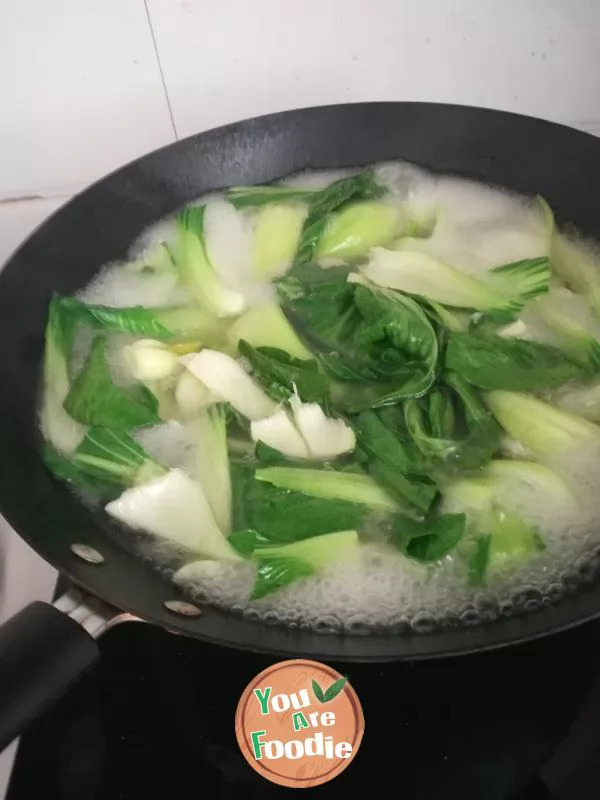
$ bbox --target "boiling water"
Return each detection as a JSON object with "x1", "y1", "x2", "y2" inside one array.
[{"x1": 72, "y1": 161, "x2": 600, "y2": 634}]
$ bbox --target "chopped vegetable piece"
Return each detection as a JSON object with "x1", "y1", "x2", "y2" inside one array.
[
  {"x1": 64, "y1": 338, "x2": 161, "y2": 428},
  {"x1": 44, "y1": 427, "x2": 165, "y2": 498},
  {"x1": 468, "y1": 537, "x2": 491, "y2": 586},
  {"x1": 553, "y1": 377, "x2": 600, "y2": 422},
  {"x1": 484, "y1": 257, "x2": 550, "y2": 301},
  {"x1": 106, "y1": 468, "x2": 241, "y2": 561},
  {"x1": 255, "y1": 466, "x2": 398, "y2": 511},
  {"x1": 488, "y1": 509, "x2": 545, "y2": 562},
  {"x1": 552, "y1": 231, "x2": 600, "y2": 318},
  {"x1": 444, "y1": 459, "x2": 573, "y2": 513},
  {"x1": 352, "y1": 410, "x2": 438, "y2": 512},
  {"x1": 175, "y1": 365, "x2": 217, "y2": 417},
  {"x1": 315, "y1": 201, "x2": 401, "y2": 261},
  {"x1": 277, "y1": 268, "x2": 438, "y2": 409},
  {"x1": 41, "y1": 295, "x2": 86, "y2": 454},
  {"x1": 184, "y1": 349, "x2": 278, "y2": 421},
  {"x1": 251, "y1": 410, "x2": 311, "y2": 459},
  {"x1": 230, "y1": 462, "x2": 366, "y2": 548},
  {"x1": 228, "y1": 303, "x2": 311, "y2": 360},
  {"x1": 295, "y1": 170, "x2": 386, "y2": 265},
  {"x1": 195, "y1": 405, "x2": 231, "y2": 533},
  {"x1": 122, "y1": 339, "x2": 179, "y2": 382},
  {"x1": 361, "y1": 248, "x2": 524, "y2": 316},
  {"x1": 59, "y1": 296, "x2": 224, "y2": 342},
  {"x1": 423, "y1": 299, "x2": 469, "y2": 333},
  {"x1": 407, "y1": 374, "x2": 500, "y2": 472},
  {"x1": 251, "y1": 530, "x2": 359, "y2": 598},
  {"x1": 485, "y1": 391, "x2": 600, "y2": 459},
  {"x1": 391, "y1": 513, "x2": 467, "y2": 562},
  {"x1": 175, "y1": 205, "x2": 246, "y2": 317},
  {"x1": 529, "y1": 287, "x2": 600, "y2": 369},
  {"x1": 290, "y1": 394, "x2": 355, "y2": 459},
  {"x1": 467, "y1": 510, "x2": 545, "y2": 586},
  {"x1": 249, "y1": 395, "x2": 355, "y2": 461},
  {"x1": 444, "y1": 331, "x2": 583, "y2": 391},
  {"x1": 253, "y1": 203, "x2": 306, "y2": 277},
  {"x1": 238, "y1": 340, "x2": 329, "y2": 403}
]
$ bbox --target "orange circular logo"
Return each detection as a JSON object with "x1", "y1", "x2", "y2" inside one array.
[{"x1": 235, "y1": 659, "x2": 364, "y2": 788}]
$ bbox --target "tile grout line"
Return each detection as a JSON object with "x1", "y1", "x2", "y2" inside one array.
[{"x1": 143, "y1": 0, "x2": 178, "y2": 140}]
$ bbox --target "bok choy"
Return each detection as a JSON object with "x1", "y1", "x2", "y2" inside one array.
[
  {"x1": 361, "y1": 249, "x2": 549, "y2": 316},
  {"x1": 64, "y1": 338, "x2": 161, "y2": 428},
  {"x1": 251, "y1": 530, "x2": 359, "y2": 599},
  {"x1": 175, "y1": 206, "x2": 246, "y2": 317},
  {"x1": 485, "y1": 391, "x2": 600, "y2": 459},
  {"x1": 41, "y1": 295, "x2": 86, "y2": 454},
  {"x1": 44, "y1": 427, "x2": 165, "y2": 498},
  {"x1": 106, "y1": 468, "x2": 241, "y2": 561},
  {"x1": 40, "y1": 163, "x2": 600, "y2": 608}
]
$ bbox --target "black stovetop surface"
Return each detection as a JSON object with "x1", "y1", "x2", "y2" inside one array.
[{"x1": 7, "y1": 611, "x2": 600, "y2": 800}]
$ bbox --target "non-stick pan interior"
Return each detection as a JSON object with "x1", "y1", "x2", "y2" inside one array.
[{"x1": 2, "y1": 102, "x2": 600, "y2": 660}]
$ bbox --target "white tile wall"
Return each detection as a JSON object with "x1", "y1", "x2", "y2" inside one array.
[
  {"x1": 0, "y1": 0, "x2": 175, "y2": 199},
  {"x1": 0, "y1": 197, "x2": 67, "y2": 799},
  {"x1": 1, "y1": 0, "x2": 600, "y2": 795},
  {"x1": 146, "y1": 0, "x2": 600, "y2": 139}
]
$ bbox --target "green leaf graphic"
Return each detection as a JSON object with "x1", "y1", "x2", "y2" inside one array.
[
  {"x1": 323, "y1": 677, "x2": 348, "y2": 703},
  {"x1": 312, "y1": 679, "x2": 325, "y2": 703}
]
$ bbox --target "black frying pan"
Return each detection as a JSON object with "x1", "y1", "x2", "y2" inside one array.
[{"x1": 1, "y1": 101, "x2": 600, "y2": 751}]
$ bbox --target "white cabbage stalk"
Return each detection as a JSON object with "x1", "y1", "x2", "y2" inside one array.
[
  {"x1": 195, "y1": 406, "x2": 231, "y2": 534},
  {"x1": 227, "y1": 303, "x2": 311, "y2": 360},
  {"x1": 123, "y1": 339, "x2": 179, "y2": 382},
  {"x1": 42, "y1": 303, "x2": 87, "y2": 454},
  {"x1": 176, "y1": 356, "x2": 218, "y2": 417},
  {"x1": 251, "y1": 395, "x2": 355, "y2": 460},
  {"x1": 253, "y1": 204, "x2": 306, "y2": 277},
  {"x1": 290, "y1": 395, "x2": 356, "y2": 458},
  {"x1": 553, "y1": 378, "x2": 600, "y2": 423},
  {"x1": 184, "y1": 349, "x2": 278, "y2": 421},
  {"x1": 106, "y1": 468, "x2": 241, "y2": 562},
  {"x1": 496, "y1": 320, "x2": 531, "y2": 339},
  {"x1": 362, "y1": 247, "x2": 516, "y2": 312},
  {"x1": 499, "y1": 435, "x2": 532, "y2": 460},
  {"x1": 42, "y1": 346, "x2": 86, "y2": 454},
  {"x1": 250, "y1": 410, "x2": 311, "y2": 458},
  {"x1": 485, "y1": 391, "x2": 600, "y2": 458},
  {"x1": 442, "y1": 459, "x2": 573, "y2": 522},
  {"x1": 484, "y1": 459, "x2": 573, "y2": 505}
]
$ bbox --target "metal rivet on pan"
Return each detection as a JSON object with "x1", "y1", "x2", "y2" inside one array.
[
  {"x1": 164, "y1": 600, "x2": 202, "y2": 617},
  {"x1": 70, "y1": 543, "x2": 105, "y2": 564}
]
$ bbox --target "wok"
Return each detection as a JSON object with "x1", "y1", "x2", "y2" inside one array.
[{"x1": 0, "y1": 101, "x2": 600, "y2": 750}]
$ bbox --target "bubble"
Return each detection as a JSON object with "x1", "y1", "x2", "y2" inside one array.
[
  {"x1": 411, "y1": 613, "x2": 439, "y2": 634},
  {"x1": 460, "y1": 608, "x2": 482, "y2": 627},
  {"x1": 314, "y1": 616, "x2": 343, "y2": 635}
]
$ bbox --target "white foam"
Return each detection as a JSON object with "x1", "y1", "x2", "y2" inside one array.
[
  {"x1": 201, "y1": 196, "x2": 275, "y2": 307},
  {"x1": 78, "y1": 261, "x2": 189, "y2": 309},
  {"x1": 128, "y1": 218, "x2": 177, "y2": 263},
  {"x1": 134, "y1": 420, "x2": 198, "y2": 474},
  {"x1": 376, "y1": 162, "x2": 549, "y2": 274}
]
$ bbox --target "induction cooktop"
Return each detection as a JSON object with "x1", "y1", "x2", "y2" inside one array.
[{"x1": 6, "y1": 596, "x2": 600, "y2": 799}]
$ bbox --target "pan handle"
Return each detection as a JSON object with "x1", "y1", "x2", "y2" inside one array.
[{"x1": 0, "y1": 589, "x2": 140, "y2": 752}]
